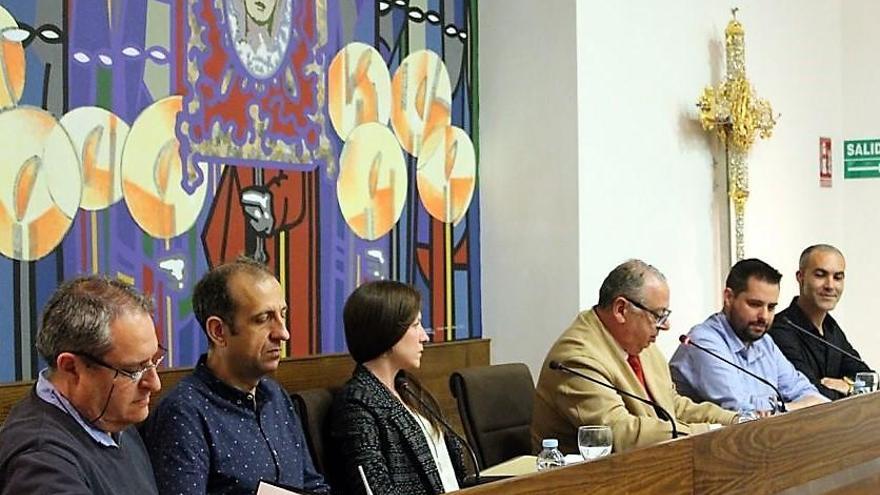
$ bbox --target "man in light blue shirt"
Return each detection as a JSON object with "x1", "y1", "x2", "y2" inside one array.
[{"x1": 669, "y1": 259, "x2": 828, "y2": 413}]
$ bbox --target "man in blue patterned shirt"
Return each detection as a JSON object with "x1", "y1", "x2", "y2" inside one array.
[{"x1": 143, "y1": 257, "x2": 329, "y2": 494}]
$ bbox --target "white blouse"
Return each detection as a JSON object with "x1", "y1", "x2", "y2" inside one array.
[{"x1": 404, "y1": 406, "x2": 461, "y2": 493}]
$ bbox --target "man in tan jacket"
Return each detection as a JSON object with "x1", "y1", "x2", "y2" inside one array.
[{"x1": 531, "y1": 259, "x2": 738, "y2": 454}]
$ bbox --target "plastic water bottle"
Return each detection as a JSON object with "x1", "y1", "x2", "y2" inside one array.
[{"x1": 536, "y1": 438, "x2": 565, "y2": 471}]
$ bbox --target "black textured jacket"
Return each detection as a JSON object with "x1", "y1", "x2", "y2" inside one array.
[{"x1": 327, "y1": 365, "x2": 466, "y2": 495}]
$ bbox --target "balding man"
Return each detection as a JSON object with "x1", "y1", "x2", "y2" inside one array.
[
  {"x1": 144, "y1": 257, "x2": 328, "y2": 494},
  {"x1": 531, "y1": 260, "x2": 737, "y2": 455},
  {"x1": 769, "y1": 245, "x2": 872, "y2": 400},
  {"x1": 0, "y1": 276, "x2": 161, "y2": 494}
]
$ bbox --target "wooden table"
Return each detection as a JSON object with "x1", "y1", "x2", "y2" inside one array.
[{"x1": 459, "y1": 392, "x2": 880, "y2": 495}]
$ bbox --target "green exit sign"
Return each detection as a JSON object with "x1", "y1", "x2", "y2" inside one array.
[{"x1": 844, "y1": 139, "x2": 880, "y2": 178}]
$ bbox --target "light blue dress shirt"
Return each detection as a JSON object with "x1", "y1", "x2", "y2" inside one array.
[
  {"x1": 669, "y1": 312, "x2": 823, "y2": 412},
  {"x1": 35, "y1": 368, "x2": 118, "y2": 447}
]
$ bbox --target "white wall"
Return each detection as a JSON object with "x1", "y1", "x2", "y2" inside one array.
[
  {"x1": 577, "y1": 2, "x2": 736, "y2": 359},
  {"x1": 480, "y1": 0, "x2": 880, "y2": 376},
  {"x1": 478, "y1": 0, "x2": 580, "y2": 377},
  {"x1": 835, "y1": 0, "x2": 880, "y2": 367}
]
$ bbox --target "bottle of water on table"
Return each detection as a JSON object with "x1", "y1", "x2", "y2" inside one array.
[{"x1": 536, "y1": 438, "x2": 565, "y2": 471}]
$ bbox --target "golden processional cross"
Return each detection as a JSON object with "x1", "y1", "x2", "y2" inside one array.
[{"x1": 696, "y1": 8, "x2": 777, "y2": 261}]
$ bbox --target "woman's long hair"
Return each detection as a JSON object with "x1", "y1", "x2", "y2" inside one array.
[{"x1": 343, "y1": 280, "x2": 445, "y2": 431}]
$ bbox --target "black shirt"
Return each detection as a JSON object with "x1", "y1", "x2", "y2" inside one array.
[{"x1": 769, "y1": 297, "x2": 871, "y2": 400}]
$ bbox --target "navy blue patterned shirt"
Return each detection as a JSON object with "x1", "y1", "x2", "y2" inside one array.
[{"x1": 143, "y1": 355, "x2": 329, "y2": 494}]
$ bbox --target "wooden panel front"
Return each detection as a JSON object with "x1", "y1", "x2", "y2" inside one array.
[
  {"x1": 0, "y1": 339, "x2": 490, "y2": 430},
  {"x1": 693, "y1": 393, "x2": 880, "y2": 494},
  {"x1": 458, "y1": 393, "x2": 880, "y2": 495},
  {"x1": 458, "y1": 438, "x2": 693, "y2": 495}
]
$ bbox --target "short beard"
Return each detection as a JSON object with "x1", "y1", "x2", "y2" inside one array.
[{"x1": 732, "y1": 323, "x2": 766, "y2": 343}]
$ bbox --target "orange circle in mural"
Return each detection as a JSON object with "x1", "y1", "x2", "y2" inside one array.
[
  {"x1": 416, "y1": 125, "x2": 476, "y2": 225},
  {"x1": 390, "y1": 50, "x2": 452, "y2": 157},
  {"x1": 0, "y1": 106, "x2": 81, "y2": 261},
  {"x1": 0, "y1": 6, "x2": 26, "y2": 109},
  {"x1": 60, "y1": 107, "x2": 130, "y2": 211},
  {"x1": 121, "y1": 95, "x2": 207, "y2": 239},
  {"x1": 328, "y1": 42, "x2": 391, "y2": 140},
  {"x1": 337, "y1": 122, "x2": 407, "y2": 240}
]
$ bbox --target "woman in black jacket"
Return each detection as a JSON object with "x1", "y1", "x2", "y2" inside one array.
[{"x1": 328, "y1": 281, "x2": 467, "y2": 495}]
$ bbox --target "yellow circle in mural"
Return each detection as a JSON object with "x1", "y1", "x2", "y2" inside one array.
[
  {"x1": 121, "y1": 95, "x2": 207, "y2": 239},
  {"x1": 60, "y1": 107, "x2": 130, "y2": 211},
  {"x1": 337, "y1": 122, "x2": 407, "y2": 241},
  {"x1": 417, "y1": 125, "x2": 476, "y2": 225},
  {"x1": 0, "y1": 106, "x2": 81, "y2": 261},
  {"x1": 390, "y1": 50, "x2": 452, "y2": 158},
  {"x1": 328, "y1": 42, "x2": 391, "y2": 140},
  {"x1": 0, "y1": 6, "x2": 25, "y2": 110}
]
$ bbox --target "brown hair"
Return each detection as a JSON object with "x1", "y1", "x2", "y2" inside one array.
[
  {"x1": 726, "y1": 258, "x2": 782, "y2": 295},
  {"x1": 343, "y1": 280, "x2": 421, "y2": 364},
  {"x1": 343, "y1": 280, "x2": 443, "y2": 430}
]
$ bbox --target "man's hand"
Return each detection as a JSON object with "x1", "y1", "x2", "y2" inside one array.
[
  {"x1": 787, "y1": 394, "x2": 831, "y2": 411},
  {"x1": 820, "y1": 377, "x2": 852, "y2": 395}
]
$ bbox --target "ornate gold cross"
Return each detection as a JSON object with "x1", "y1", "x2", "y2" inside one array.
[{"x1": 696, "y1": 8, "x2": 777, "y2": 261}]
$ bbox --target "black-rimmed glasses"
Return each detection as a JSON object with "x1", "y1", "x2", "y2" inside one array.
[
  {"x1": 76, "y1": 347, "x2": 166, "y2": 383},
  {"x1": 622, "y1": 297, "x2": 671, "y2": 328}
]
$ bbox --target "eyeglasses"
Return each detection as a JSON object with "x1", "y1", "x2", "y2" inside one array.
[
  {"x1": 76, "y1": 347, "x2": 166, "y2": 383},
  {"x1": 622, "y1": 297, "x2": 671, "y2": 328}
]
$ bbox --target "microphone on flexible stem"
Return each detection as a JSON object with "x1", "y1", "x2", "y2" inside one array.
[
  {"x1": 395, "y1": 376, "x2": 483, "y2": 486},
  {"x1": 678, "y1": 334, "x2": 787, "y2": 413},
  {"x1": 548, "y1": 360, "x2": 684, "y2": 439},
  {"x1": 779, "y1": 316, "x2": 871, "y2": 369}
]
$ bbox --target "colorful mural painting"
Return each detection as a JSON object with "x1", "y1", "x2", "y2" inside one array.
[{"x1": 0, "y1": 0, "x2": 480, "y2": 383}]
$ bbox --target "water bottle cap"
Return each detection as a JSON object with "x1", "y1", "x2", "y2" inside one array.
[{"x1": 541, "y1": 438, "x2": 558, "y2": 448}]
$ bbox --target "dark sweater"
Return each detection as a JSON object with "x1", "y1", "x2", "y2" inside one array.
[{"x1": 0, "y1": 390, "x2": 157, "y2": 495}]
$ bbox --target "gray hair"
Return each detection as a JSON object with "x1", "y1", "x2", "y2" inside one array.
[
  {"x1": 798, "y1": 244, "x2": 844, "y2": 271},
  {"x1": 36, "y1": 276, "x2": 154, "y2": 368},
  {"x1": 597, "y1": 259, "x2": 666, "y2": 308}
]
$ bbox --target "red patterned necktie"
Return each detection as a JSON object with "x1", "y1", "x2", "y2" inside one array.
[{"x1": 627, "y1": 354, "x2": 652, "y2": 399}]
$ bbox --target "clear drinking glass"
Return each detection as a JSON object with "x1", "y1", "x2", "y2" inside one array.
[
  {"x1": 854, "y1": 372, "x2": 879, "y2": 394},
  {"x1": 577, "y1": 425, "x2": 613, "y2": 460}
]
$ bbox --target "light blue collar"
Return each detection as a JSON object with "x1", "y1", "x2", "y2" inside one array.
[{"x1": 35, "y1": 368, "x2": 118, "y2": 448}]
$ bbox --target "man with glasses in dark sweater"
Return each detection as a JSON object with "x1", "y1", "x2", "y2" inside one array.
[{"x1": 0, "y1": 276, "x2": 161, "y2": 494}]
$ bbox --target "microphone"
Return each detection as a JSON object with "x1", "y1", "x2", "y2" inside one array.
[
  {"x1": 548, "y1": 360, "x2": 684, "y2": 439},
  {"x1": 779, "y1": 316, "x2": 871, "y2": 369},
  {"x1": 395, "y1": 376, "x2": 485, "y2": 486},
  {"x1": 678, "y1": 334, "x2": 787, "y2": 413}
]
